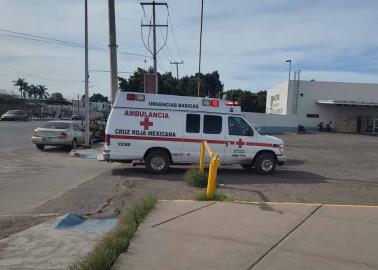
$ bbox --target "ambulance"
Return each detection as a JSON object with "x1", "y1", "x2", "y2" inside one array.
[{"x1": 103, "y1": 91, "x2": 286, "y2": 174}]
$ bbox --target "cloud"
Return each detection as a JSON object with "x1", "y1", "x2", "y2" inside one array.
[{"x1": 0, "y1": 0, "x2": 377, "y2": 98}]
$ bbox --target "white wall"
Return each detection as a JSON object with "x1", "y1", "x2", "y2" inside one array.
[
  {"x1": 296, "y1": 81, "x2": 378, "y2": 128},
  {"x1": 265, "y1": 81, "x2": 289, "y2": 114},
  {"x1": 243, "y1": 112, "x2": 298, "y2": 134}
]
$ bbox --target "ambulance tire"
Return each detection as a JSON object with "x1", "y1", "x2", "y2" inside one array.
[
  {"x1": 254, "y1": 152, "x2": 276, "y2": 175},
  {"x1": 145, "y1": 150, "x2": 170, "y2": 174}
]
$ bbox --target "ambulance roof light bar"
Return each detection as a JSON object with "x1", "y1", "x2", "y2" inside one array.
[
  {"x1": 202, "y1": 99, "x2": 219, "y2": 107},
  {"x1": 127, "y1": 93, "x2": 145, "y2": 101},
  {"x1": 225, "y1": 101, "x2": 240, "y2": 106}
]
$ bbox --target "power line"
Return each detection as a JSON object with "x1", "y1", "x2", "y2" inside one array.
[
  {"x1": 167, "y1": 8, "x2": 184, "y2": 62},
  {"x1": 140, "y1": 1, "x2": 168, "y2": 74},
  {"x1": 0, "y1": 29, "x2": 150, "y2": 58}
]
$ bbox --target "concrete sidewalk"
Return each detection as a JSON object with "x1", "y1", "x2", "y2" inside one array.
[{"x1": 113, "y1": 201, "x2": 378, "y2": 270}]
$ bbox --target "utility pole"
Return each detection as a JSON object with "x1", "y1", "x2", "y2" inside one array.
[
  {"x1": 108, "y1": 0, "x2": 118, "y2": 105},
  {"x1": 77, "y1": 94, "x2": 80, "y2": 113},
  {"x1": 84, "y1": 0, "x2": 90, "y2": 146},
  {"x1": 197, "y1": 0, "x2": 204, "y2": 97},
  {"x1": 170, "y1": 61, "x2": 184, "y2": 78},
  {"x1": 141, "y1": 1, "x2": 168, "y2": 75}
]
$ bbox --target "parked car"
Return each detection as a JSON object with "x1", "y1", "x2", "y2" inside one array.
[
  {"x1": 32, "y1": 121, "x2": 92, "y2": 150},
  {"x1": 1, "y1": 110, "x2": 28, "y2": 121},
  {"x1": 71, "y1": 113, "x2": 83, "y2": 120}
]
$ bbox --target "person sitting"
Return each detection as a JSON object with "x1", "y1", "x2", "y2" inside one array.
[
  {"x1": 326, "y1": 121, "x2": 332, "y2": 132},
  {"x1": 318, "y1": 122, "x2": 324, "y2": 132}
]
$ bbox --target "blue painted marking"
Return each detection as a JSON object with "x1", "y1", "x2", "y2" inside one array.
[{"x1": 54, "y1": 213, "x2": 117, "y2": 232}]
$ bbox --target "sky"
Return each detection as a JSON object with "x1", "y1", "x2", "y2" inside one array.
[{"x1": 0, "y1": 0, "x2": 377, "y2": 100}]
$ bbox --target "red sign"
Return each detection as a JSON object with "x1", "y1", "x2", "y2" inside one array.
[
  {"x1": 236, "y1": 138, "x2": 245, "y2": 148},
  {"x1": 144, "y1": 73, "x2": 157, "y2": 94},
  {"x1": 140, "y1": 117, "x2": 153, "y2": 130}
]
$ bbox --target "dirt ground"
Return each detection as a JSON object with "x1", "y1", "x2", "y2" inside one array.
[{"x1": 2, "y1": 132, "x2": 378, "y2": 240}]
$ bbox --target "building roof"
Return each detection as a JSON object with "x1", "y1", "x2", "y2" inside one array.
[{"x1": 317, "y1": 100, "x2": 378, "y2": 107}]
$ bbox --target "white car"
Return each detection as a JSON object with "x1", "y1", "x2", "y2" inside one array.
[
  {"x1": 103, "y1": 92, "x2": 286, "y2": 174},
  {"x1": 32, "y1": 121, "x2": 91, "y2": 150}
]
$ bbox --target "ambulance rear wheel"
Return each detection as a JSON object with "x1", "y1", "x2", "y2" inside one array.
[
  {"x1": 145, "y1": 150, "x2": 170, "y2": 174},
  {"x1": 254, "y1": 153, "x2": 276, "y2": 175}
]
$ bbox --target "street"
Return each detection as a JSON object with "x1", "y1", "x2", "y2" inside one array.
[
  {"x1": 1, "y1": 121, "x2": 378, "y2": 241},
  {"x1": 0, "y1": 121, "x2": 116, "y2": 238}
]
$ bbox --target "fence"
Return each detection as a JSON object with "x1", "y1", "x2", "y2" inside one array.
[{"x1": 199, "y1": 141, "x2": 220, "y2": 199}]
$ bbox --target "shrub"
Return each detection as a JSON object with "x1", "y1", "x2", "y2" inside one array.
[
  {"x1": 184, "y1": 168, "x2": 208, "y2": 188},
  {"x1": 69, "y1": 196, "x2": 156, "y2": 270}
]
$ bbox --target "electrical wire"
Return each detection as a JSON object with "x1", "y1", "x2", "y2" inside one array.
[{"x1": 0, "y1": 29, "x2": 150, "y2": 58}]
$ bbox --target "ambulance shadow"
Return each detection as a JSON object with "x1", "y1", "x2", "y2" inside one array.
[
  {"x1": 283, "y1": 159, "x2": 305, "y2": 166},
  {"x1": 41, "y1": 146, "x2": 71, "y2": 153},
  {"x1": 111, "y1": 166, "x2": 187, "y2": 181},
  {"x1": 217, "y1": 168, "x2": 326, "y2": 184}
]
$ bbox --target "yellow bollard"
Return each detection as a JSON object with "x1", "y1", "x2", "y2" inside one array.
[
  {"x1": 199, "y1": 142, "x2": 205, "y2": 173},
  {"x1": 206, "y1": 159, "x2": 214, "y2": 199}
]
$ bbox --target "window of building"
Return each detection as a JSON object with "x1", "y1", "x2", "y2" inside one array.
[
  {"x1": 306, "y1": 114, "x2": 319, "y2": 118},
  {"x1": 203, "y1": 115, "x2": 222, "y2": 134},
  {"x1": 186, "y1": 114, "x2": 200, "y2": 133},
  {"x1": 228, "y1": 117, "x2": 254, "y2": 136}
]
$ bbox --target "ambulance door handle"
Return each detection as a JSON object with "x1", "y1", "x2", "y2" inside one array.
[{"x1": 225, "y1": 141, "x2": 229, "y2": 147}]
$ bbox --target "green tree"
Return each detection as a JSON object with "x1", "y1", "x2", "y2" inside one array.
[
  {"x1": 49, "y1": 92, "x2": 65, "y2": 101},
  {"x1": 28, "y1": 84, "x2": 38, "y2": 99},
  {"x1": 12, "y1": 78, "x2": 28, "y2": 99},
  {"x1": 224, "y1": 89, "x2": 267, "y2": 112},
  {"x1": 118, "y1": 69, "x2": 223, "y2": 98},
  {"x1": 89, "y1": 93, "x2": 108, "y2": 102},
  {"x1": 37, "y1": 85, "x2": 49, "y2": 100}
]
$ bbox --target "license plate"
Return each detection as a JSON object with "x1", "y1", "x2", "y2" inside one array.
[{"x1": 43, "y1": 137, "x2": 52, "y2": 143}]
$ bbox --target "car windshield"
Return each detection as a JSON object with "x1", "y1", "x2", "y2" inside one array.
[
  {"x1": 41, "y1": 122, "x2": 70, "y2": 129},
  {"x1": 7, "y1": 110, "x2": 22, "y2": 115}
]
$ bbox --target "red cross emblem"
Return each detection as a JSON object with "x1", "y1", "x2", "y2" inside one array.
[
  {"x1": 236, "y1": 138, "x2": 245, "y2": 148},
  {"x1": 140, "y1": 117, "x2": 153, "y2": 130}
]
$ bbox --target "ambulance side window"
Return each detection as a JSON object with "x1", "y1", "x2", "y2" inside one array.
[
  {"x1": 186, "y1": 114, "x2": 200, "y2": 133},
  {"x1": 203, "y1": 115, "x2": 222, "y2": 134},
  {"x1": 228, "y1": 117, "x2": 254, "y2": 136}
]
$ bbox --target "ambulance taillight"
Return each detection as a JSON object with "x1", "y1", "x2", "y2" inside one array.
[
  {"x1": 105, "y1": 134, "x2": 110, "y2": 145},
  {"x1": 127, "y1": 93, "x2": 145, "y2": 101}
]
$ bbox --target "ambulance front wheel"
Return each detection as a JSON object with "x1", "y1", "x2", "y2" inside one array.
[
  {"x1": 254, "y1": 152, "x2": 276, "y2": 175},
  {"x1": 145, "y1": 150, "x2": 170, "y2": 174}
]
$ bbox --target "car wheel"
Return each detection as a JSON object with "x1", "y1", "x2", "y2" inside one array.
[
  {"x1": 145, "y1": 150, "x2": 170, "y2": 174},
  {"x1": 36, "y1": 144, "x2": 45, "y2": 150},
  {"x1": 71, "y1": 139, "x2": 78, "y2": 150},
  {"x1": 254, "y1": 153, "x2": 276, "y2": 175}
]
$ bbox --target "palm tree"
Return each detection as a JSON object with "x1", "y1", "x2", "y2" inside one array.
[
  {"x1": 13, "y1": 78, "x2": 28, "y2": 99},
  {"x1": 37, "y1": 85, "x2": 49, "y2": 100},
  {"x1": 28, "y1": 84, "x2": 38, "y2": 99}
]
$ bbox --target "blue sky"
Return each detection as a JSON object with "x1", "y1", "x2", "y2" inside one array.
[{"x1": 0, "y1": 0, "x2": 377, "y2": 99}]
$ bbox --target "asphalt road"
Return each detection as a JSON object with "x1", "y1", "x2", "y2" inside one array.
[
  {"x1": 0, "y1": 121, "x2": 47, "y2": 152},
  {"x1": 0, "y1": 120, "x2": 116, "y2": 215}
]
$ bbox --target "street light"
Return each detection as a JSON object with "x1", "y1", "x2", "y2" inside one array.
[{"x1": 285, "y1": 60, "x2": 292, "y2": 82}]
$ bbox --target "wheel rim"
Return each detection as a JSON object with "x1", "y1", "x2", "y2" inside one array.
[
  {"x1": 261, "y1": 159, "x2": 274, "y2": 172},
  {"x1": 150, "y1": 156, "x2": 165, "y2": 171}
]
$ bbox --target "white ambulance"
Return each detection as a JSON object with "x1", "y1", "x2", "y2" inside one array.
[{"x1": 103, "y1": 92, "x2": 286, "y2": 174}]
